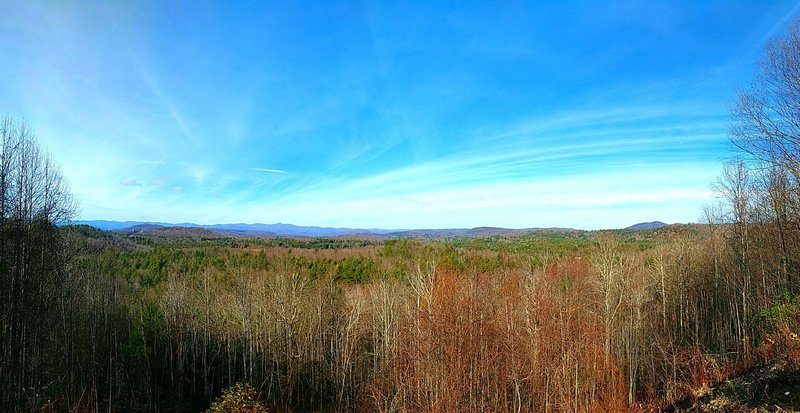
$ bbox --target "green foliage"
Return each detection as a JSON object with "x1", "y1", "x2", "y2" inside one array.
[
  {"x1": 266, "y1": 237, "x2": 374, "y2": 249},
  {"x1": 438, "y1": 245, "x2": 462, "y2": 271},
  {"x1": 122, "y1": 315, "x2": 148, "y2": 365},
  {"x1": 382, "y1": 239, "x2": 418, "y2": 258},
  {"x1": 206, "y1": 383, "x2": 267, "y2": 413},
  {"x1": 636, "y1": 240, "x2": 656, "y2": 251},
  {"x1": 446, "y1": 231, "x2": 593, "y2": 257},
  {"x1": 122, "y1": 298, "x2": 160, "y2": 368},
  {"x1": 464, "y1": 253, "x2": 504, "y2": 273},
  {"x1": 292, "y1": 256, "x2": 335, "y2": 279},
  {"x1": 129, "y1": 235, "x2": 376, "y2": 250},
  {"x1": 558, "y1": 275, "x2": 573, "y2": 294},
  {"x1": 387, "y1": 262, "x2": 408, "y2": 281},
  {"x1": 336, "y1": 256, "x2": 379, "y2": 283},
  {"x1": 758, "y1": 292, "x2": 800, "y2": 326},
  {"x1": 443, "y1": 229, "x2": 664, "y2": 257}
]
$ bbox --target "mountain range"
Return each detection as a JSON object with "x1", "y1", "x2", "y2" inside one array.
[{"x1": 73, "y1": 220, "x2": 670, "y2": 238}]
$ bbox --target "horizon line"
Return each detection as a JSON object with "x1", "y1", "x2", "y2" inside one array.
[{"x1": 69, "y1": 218, "x2": 679, "y2": 232}]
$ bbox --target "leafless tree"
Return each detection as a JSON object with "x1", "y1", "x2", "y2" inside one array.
[
  {"x1": 0, "y1": 116, "x2": 78, "y2": 410},
  {"x1": 731, "y1": 20, "x2": 800, "y2": 177}
]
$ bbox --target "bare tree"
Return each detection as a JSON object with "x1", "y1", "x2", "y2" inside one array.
[
  {"x1": 0, "y1": 116, "x2": 78, "y2": 410},
  {"x1": 591, "y1": 235, "x2": 630, "y2": 364},
  {"x1": 731, "y1": 20, "x2": 800, "y2": 177},
  {"x1": 728, "y1": 19, "x2": 800, "y2": 296}
]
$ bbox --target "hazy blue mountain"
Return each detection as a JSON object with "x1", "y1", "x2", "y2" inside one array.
[
  {"x1": 204, "y1": 223, "x2": 396, "y2": 237},
  {"x1": 625, "y1": 221, "x2": 668, "y2": 230},
  {"x1": 388, "y1": 226, "x2": 577, "y2": 238},
  {"x1": 74, "y1": 220, "x2": 585, "y2": 238},
  {"x1": 73, "y1": 220, "x2": 174, "y2": 231},
  {"x1": 76, "y1": 220, "x2": 398, "y2": 237}
]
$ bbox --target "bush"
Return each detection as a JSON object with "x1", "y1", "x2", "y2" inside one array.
[
  {"x1": 757, "y1": 292, "x2": 800, "y2": 365},
  {"x1": 206, "y1": 383, "x2": 267, "y2": 413}
]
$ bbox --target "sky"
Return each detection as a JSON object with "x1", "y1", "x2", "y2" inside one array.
[{"x1": 1, "y1": 1, "x2": 800, "y2": 230}]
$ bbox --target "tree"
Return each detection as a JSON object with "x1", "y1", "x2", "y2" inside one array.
[
  {"x1": 0, "y1": 116, "x2": 78, "y2": 410},
  {"x1": 731, "y1": 19, "x2": 800, "y2": 176},
  {"x1": 729, "y1": 19, "x2": 800, "y2": 294}
]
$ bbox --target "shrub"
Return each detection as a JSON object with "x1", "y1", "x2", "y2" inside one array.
[
  {"x1": 206, "y1": 383, "x2": 267, "y2": 413},
  {"x1": 757, "y1": 292, "x2": 800, "y2": 365}
]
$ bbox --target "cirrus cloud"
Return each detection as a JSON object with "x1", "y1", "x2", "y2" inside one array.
[{"x1": 249, "y1": 168, "x2": 289, "y2": 174}]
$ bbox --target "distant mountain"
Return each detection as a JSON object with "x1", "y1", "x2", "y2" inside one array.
[
  {"x1": 389, "y1": 227, "x2": 522, "y2": 238},
  {"x1": 625, "y1": 221, "x2": 668, "y2": 230},
  {"x1": 74, "y1": 220, "x2": 581, "y2": 238},
  {"x1": 389, "y1": 226, "x2": 579, "y2": 238},
  {"x1": 113, "y1": 223, "x2": 162, "y2": 234},
  {"x1": 75, "y1": 220, "x2": 172, "y2": 231},
  {"x1": 76, "y1": 220, "x2": 398, "y2": 238},
  {"x1": 205, "y1": 223, "x2": 396, "y2": 237}
]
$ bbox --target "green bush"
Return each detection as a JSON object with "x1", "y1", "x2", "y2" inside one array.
[
  {"x1": 758, "y1": 291, "x2": 800, "y2": 326},
  {"x1": 206, "y1": 383, "x2": 267, "y2": 413}
]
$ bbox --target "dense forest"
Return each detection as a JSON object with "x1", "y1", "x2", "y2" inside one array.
[{"x1": 3, "y1": 16, "x2": 800, "y2": 413}]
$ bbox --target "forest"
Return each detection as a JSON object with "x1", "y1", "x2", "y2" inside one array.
[{"x1": 2, "y1": 15, "x2": 800, "y2": 413}]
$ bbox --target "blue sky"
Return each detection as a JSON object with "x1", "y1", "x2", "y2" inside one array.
[{"x1": 2, "y1": 1, "x2": 799, "y2": 229}]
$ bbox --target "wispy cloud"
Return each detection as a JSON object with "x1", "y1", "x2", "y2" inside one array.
[
  {"x1": 214, "y1": 166, "x2": 716, "y2": 229},
  {"x1": 120, "y1": 178, "x2": 142, "y2": 186},
  {"x1": 10, "y1": 2, "x2": 798, "y2": 228},
  {"x1": 249, "y1": 168, "x2": 289, "y2": 174},
  {"x1": 130, "y1": 55, "x2": 197, "y2": 146}
]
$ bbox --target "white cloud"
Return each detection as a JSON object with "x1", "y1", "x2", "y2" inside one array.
[
  {"x1": 249, "y1": 168, "x2": 289, "y2": 174},
  {"x1": 120, "y1": 178, "x2": 142, "y2": 186},
  {"x1": 251, "y1": 170, "x2": 715, "y2": 229}
]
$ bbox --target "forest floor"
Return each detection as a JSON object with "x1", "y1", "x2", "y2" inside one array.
[{"x1": 666, "y1": 358, "x2": 800, "y2": 412}]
